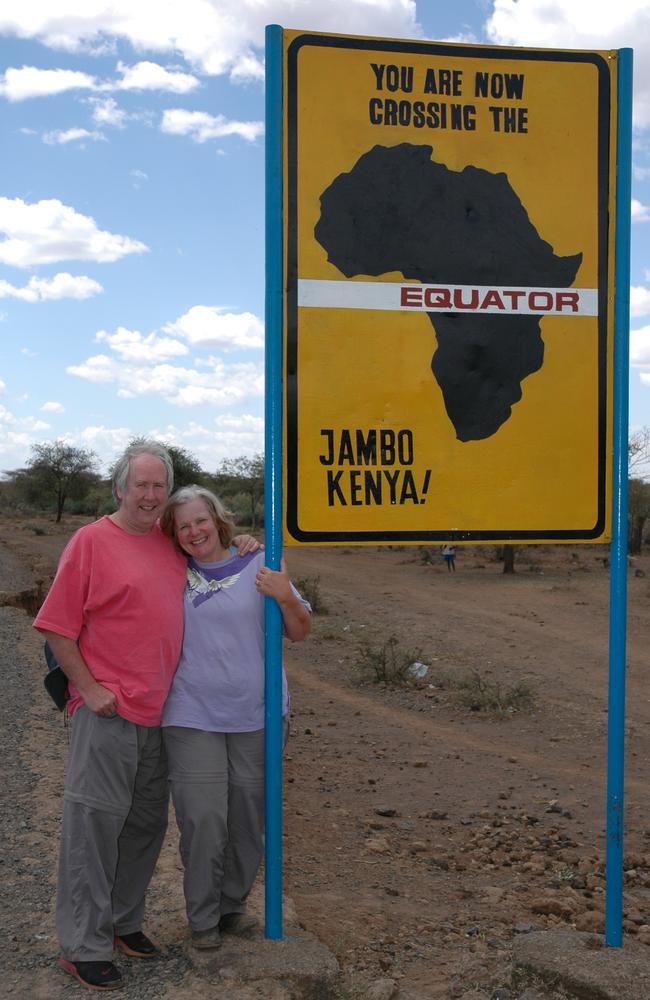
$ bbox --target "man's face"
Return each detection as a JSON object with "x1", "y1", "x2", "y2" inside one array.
[{"x1": 117, "y1": 453, "x2": 169, "y2": 534}]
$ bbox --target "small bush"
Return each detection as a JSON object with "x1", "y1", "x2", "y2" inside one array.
[
  {"x1": 454, "y1": 669, "x2": 536, "y2": 716},
  {"x1": 293, "y1": 575, "x2": 328, "y2": 614},
  {"x1": 26, "y1": 523, "x2": 47, "y2": 535},
  {"x1": 354, "y1": 634, "x2": 424, "y2": 686},
  {"x1": 419, "y1": 547, "x2": 434, "y2": 564}
]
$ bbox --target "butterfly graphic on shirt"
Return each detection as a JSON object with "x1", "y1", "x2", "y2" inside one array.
[{"x1": 186, "y1": 565, "x2": 243, "y2": 608}]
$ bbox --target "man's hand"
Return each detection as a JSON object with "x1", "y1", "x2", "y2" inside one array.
[
  {"x1": 39, "y1": 631, "x2": 118, "y2": 717},
  {"x1": 79, "y1": 680, "x2": 118, "y2": 717},
  {"x1": 232, "y1": 533, "x2": 262, "y2": 556}
]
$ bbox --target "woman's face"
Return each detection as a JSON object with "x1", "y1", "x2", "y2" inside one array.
[{"x1": 174, "y1": 498, "x2": 226, "y2": 563}]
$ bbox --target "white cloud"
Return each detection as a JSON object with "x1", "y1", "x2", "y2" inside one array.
[
  {"x1": 486, "y1": 0, "x2": 650, "y2": 128},
  {"x1": 166, "y1": 306, "x2": 264, "y2": 348},
  {"x1": 441, "y1": 31, "x2": 480, "y2": 45},
  {"x1": 65, "y1": 353, "x2": 116, "y2": 384},
  {"x1": 130, "y1": 168, "x2": 149, "y2": 188},
  {"x1": 0, "y1": 66, "x2": 98, "y2": 100},
  {"x1": 0, "y1": 399, "x2": 38, "y2": 462},
  {"x1": 0, "y1": 272, "x2": 103, "y2": 301},
  {"x1": 0, "y1": 197, "x2": 148, "y2": 268},
  {"x1": 0, "y1": 3, "x2": 419, "y2": 79},
  {"x1": 1, "y1": 60, "x2": 200, "y2": 102},
  {"x1": 95, "y1": 326, "x2": 189, "y2": 361},
  {"x1": 116, "y1": 60, "x2": 200, "y2": 93},
  {"x1": 88, "y1": 96, "x2": 129, "y2": 128},
  {"x1": 211, "y1": 412, "x2": 264, "y2": 454},
  {"x1": 161, "y1": 108, "x2": 263, "y2": 143},
  {"x1": 72, "y1": 425, "x2": 134, "y2": 468},
  {"x1": 22, "y1": 416, "x2": 50, "y2": 431},
  {"x1": 632, "y1": 198, "x2": 650, "y2": 222},
  {"x1": 0, "y1": 378, "x2": 5, "y2": 394},
  {"x1": 631, "y1": 286, "x2": 650, "y2": 318},
  {"x1": 215, "y1": 413, "x2": 263, "y2": 433},
  {"x1": 229, "y1": 53, "x2": 264, "y2": 83},
  {"x1": 0, "y1": 402, "x2": 265, "y2": 472},
  {"x1": 41, "y1": 401, "x2": 65, "y2": 413},
  {"x1": 141, "y1": 417, "x2": 264, "y2": 470},
  {"x1": 42, "y1": 127, "x2": 106, "y2": 145},
  {"x1": 67, "y1": 353, "x2": 264, "y2": 407},
  {"x1": 632, "y1": 324, "x2": 650, "y2": 365}
]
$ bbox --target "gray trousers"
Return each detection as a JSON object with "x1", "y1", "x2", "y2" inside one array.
[
  {"x1": 57, "y1": 707, "x2": 168, "y2": 961},
  {"x1": 164, "y1": 727, "x2": 267, "y2": 932}
]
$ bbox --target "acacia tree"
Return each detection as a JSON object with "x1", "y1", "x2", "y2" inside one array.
[
  {"x1": 166, "y1": 445, "x2": 209, "y2": 490},
  {"x1": 628, "y1": 429, "x2": 650, "y2": 553},
  {"x1": 629, "y1": 427, "x2": 650, "y2": 479},
  {"x1": 629, "y1": 478, "x2": 650, "y2": 554},
  {"x1": 24, "y1": 441, "x2": 99, "y2": 522},
  {"x1": 213, "y1": 454, "x2": 264, "y2": 532}
]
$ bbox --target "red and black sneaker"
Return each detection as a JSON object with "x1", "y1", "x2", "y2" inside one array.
[
  {"x1": 114, "y1": 930, "x2": 160, "y2": 958},
  {"x1": 58, "y1": 956, "x2": 123, "y2": 990}
]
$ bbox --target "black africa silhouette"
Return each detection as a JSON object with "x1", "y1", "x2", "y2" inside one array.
[{"x1": 314, "y1": 143, "x2": 582, "y2": 441}]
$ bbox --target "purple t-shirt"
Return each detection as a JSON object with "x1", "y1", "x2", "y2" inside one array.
[{"x1": 162, "y1": 550, "x2": 308, "y2": 732}]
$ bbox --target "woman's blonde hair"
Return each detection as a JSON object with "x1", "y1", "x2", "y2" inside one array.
[{"x1": 160, "y1": 484, "x2": 236, "y2": 550}]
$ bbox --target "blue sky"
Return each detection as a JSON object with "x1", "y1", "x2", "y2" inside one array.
[{"x1": 1, "y1": 0, "x2": 650, "y2": 475}]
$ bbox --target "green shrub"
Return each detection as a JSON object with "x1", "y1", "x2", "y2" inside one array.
[
  {"x1": 454, "y1": 669, "x2": 536, "y2": 715},
  {"x1": 354, "y1": 634, "x2": 424, "y2": 686},
  {"x1": 293, "y1": 575, "x2": 328, "y2": 614}
]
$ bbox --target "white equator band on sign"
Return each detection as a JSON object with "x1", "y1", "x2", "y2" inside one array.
[{"x1": 297, "y1": 279, "x2": 599, "y2": 317}]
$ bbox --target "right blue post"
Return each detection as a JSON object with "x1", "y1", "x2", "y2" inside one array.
[{"x1": 605, "y1": 46, "x2": 633, "y2": 949}]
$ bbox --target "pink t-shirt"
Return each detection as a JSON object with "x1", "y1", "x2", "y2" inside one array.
[{"x1": 34, "y1": 517, "x2": 186, "y2": 726}]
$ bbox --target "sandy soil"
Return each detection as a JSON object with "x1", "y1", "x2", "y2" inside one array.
[{"x1": 2, "y1": 512, "x2": 650, "y2": 999}]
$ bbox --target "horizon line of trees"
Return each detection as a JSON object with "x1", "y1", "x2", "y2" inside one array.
[{"x1": 0, "y1": 440, "x2": 265, "y2": 530}]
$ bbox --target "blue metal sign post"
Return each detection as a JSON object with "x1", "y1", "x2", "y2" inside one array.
[
  {"x1": 263, "y1": 22, "x2": 285, "y2": 940},
  {"x1": 605, "y1": 46, "x2": 633, "y2": 949}
]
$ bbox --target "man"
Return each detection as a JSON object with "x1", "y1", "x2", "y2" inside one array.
[{"x1": 34, "y1": 440, "x2": 253, "y2": 991}]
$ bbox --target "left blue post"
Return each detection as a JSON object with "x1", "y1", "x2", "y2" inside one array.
[{"x1": 264, "y1": 22, "x2": 284, "y2": 941}]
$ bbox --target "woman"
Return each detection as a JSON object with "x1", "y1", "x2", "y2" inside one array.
[{"x1": 160, "y1": 485, "x2": 311, "y2": 949}]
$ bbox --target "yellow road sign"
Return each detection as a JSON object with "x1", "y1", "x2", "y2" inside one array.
[{"x1": 282, "y1": 30, "x2": 617, "y2": 544}]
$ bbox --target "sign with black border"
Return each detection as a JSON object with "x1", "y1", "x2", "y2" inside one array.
[{"x1": 282, "y1": 31, "x2": 616, "y2": 544}]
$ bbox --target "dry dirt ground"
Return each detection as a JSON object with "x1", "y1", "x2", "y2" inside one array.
[{"x1": 2, "y1": 512, "x2": 650, "y2": 1000}]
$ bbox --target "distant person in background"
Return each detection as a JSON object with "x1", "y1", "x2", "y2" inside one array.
[
  {"x1": 442, "y1": 544, "x2": 456, "y2": 572},
  {"x1": 159, "y1": 485, "x2": 311, "y2": 950},
  {"x1": 33, "y1": 441, "x2": 257, "y2": 993}
]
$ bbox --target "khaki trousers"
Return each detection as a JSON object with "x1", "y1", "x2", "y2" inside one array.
[
  {"x1": 56, "y1": 707, "x2": 168, "y2": 961},
  {"x1": 164, "y1": 726, "x2": 268, "y2": 932}
]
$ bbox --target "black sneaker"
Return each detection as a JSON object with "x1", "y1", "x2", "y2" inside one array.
[
  {"x1": 58, "y1": 956, "x2": 123, "y2": 990},
  {"x1": 114, "y1": 930, "x2": 160, "y2": 958}
]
